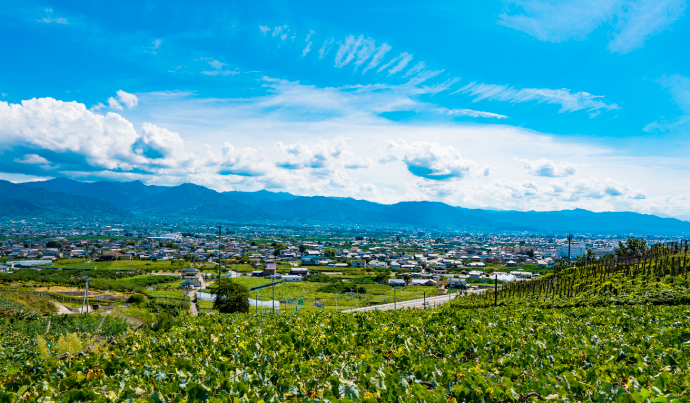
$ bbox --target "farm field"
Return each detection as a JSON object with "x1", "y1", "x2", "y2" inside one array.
[{"x1": 1, "y1": 305, "x2": 687, "y2": 402}]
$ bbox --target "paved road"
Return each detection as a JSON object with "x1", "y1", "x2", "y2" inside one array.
[{"x1": 343, "y1": 289, "x2": 484, "y2": 313}]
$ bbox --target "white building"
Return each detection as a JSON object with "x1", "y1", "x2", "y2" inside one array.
[{"x1": 556, "y1": 241, "x2": 586, "y2": 258}]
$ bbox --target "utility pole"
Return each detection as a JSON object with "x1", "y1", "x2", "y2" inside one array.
[
  {"x1": 218, "y1": 226, "x2": 222, "y2": 280},
  {"x1": 423, "y1": 291, "x2": 426, "y2": 308},
  {"x1": 494, "y1": 275, "x2": 497, "y2": 307},
  {"x1": 394, "y1": 285, "x2": 397, "y2": 310},
  {"x1": 567, "y1": 234, "x2": 573, "y2": 261},
  {"x1": 82, "y1": 276, "x2": 91, "y2": 313},
  {"x1": 272, "y1": 275, "x2": 275, "y2": 313}
]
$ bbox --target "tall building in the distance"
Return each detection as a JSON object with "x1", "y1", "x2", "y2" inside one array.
[{"x1": 557, "y1": 241, "x2": 586, "y2": 258}]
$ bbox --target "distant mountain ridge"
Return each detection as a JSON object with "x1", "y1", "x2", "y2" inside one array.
[
  {"x1": 16, "y1": 177, "x2": 690, "y2": 234},
  {"x1": 0, "y1": 180, "x2": 132, "y2": 218}
]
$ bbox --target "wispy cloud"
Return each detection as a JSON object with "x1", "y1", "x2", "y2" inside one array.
[
  {"x1": 643, "y1": 74, "x2": 690, "y2": 133},
  {"x1": 319, "y1": 37, "x2": 335, "y2": 58},
  {"x1": 200, "y1": 59, "x2": 239, "y2": 76},
  {"x1": 499, "y1": 0, "x2": 687, "y2": 54},
  {"x1": 302, "y1": 30, "x2": 315, "y2": 56},
  {"x1": 453, "y1": 82, "x2": 619, "y2": 114},
  {"x1": 436, "y1": 107, "x2": 508, "y2": 119},
  {"x1": 259, "y1": 25, "x2": 271, "y2": 36},
  {"x1": 362, "y1": 43, "x2": 392, "y2": 74},
  {"x1": 272, "y1": 25, "x2": 289, "y2": 42},
  {"x1": 387, "y1": 53, "x2": 413, "y2": 75}
]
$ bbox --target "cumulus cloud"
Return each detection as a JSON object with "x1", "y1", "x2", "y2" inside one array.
[
  {"x1": 116, "y1": 90, "x2": 138, "y2": 109},
  {"x1": 259, "y1": 25, "x2": 271, "y2": 36},
  {"x1": 499, "y1": 0, "x2": 686, "y2": 54},
  {"x1": 14, "y1": 154, "x2": 52, "y2": 165},
  {"x1": 454, "y1": 81, "x2": 619, "y2": 114},
  {"x1": 384, "y1": 140, "x2": 484, "y2": 181},
  {"x1": 107, "y1": 97, "x2": 123, "y2": 111},
  {"x1": 90, "y1": 102, "x2": 106, "y2": 112},
  {"x1": 517, "y1": 158, "x2": 577, "y2": 177},
  {"x1": 275, "y1": 138, "x2": 346, "y2": 170}
]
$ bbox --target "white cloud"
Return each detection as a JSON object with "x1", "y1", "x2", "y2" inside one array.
[
  {"x1": 259, "y1": 25, "x2": 271, "y2": 36},
  {"x1": 275, "y1": 138, "x2": 346, "y2": 170},
  {"x1": 152, "y1": 39, "x2": 162, "y2": 49},
  {"x1": 402, "y1": 62, "x2": 426, "y2": 78},
  {"x1": 435, "y1": 107, "x2": 508, "y2": 119},
  {"x1": 362, "y1": 44, "x2": 392, "y2": 74},
  {"x1": 116, "y1": 90, "x2": 138, "y2": 109},
  {"x1": 644, "y1": 74, "x2": 690, "y2": 134},
  {"x1": 499, "y1": 0, "x2": 686, "y2": 54},
  {"x1": 608, "y1": 0, "x2": 687, "y2": 53},
  {"x1": 201, "y1": 59, "x2": 239, "y2": 76},
  {"x1": 383, "y1": 140, "x2": 485, "y2": 180},
  {"x1": 41, "y1": 17, "x2": 69, "y2": 24},
  {"x1": 5, "y1": 79, "x2": 689, "y2": 218},
  {"x1": 517, "y1": 158, "x2": 577, "y2": 177},
  {"x1": 107, "y1": 97, "x2": 123, "y2": 111},
  {"x1": 454, "y1": 81, "x2": 619, "y2": 114},
  {"x1": 334, "y1": 35, "x2": 364, "y2": 68},
  {"x1": 90, "y1": 102, "x2": 106, "y2": 112},
  {"x1": 319, "y1": 37, "x2": 335, "y2": 58},
  {"x1": 387, "y1": 53, "x2": 414, "y2": 75},
  {"x1": 14, "y1": 154, "x2": 51, "y2": 165},
  {"x1": 270, "y1": 25, "x2": 289, "y2": 42},
  {"x1": 302, "y1": 30, "x2": 315, "y2": 56}
]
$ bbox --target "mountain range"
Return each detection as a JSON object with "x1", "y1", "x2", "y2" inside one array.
[{"x1": 0, "y1": 177, "x2": 687, "y2": 234}]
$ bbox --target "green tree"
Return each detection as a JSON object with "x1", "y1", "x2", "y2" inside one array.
[
  {"x1": 615, "y1": 237, "x2": 648, "y2": 257},
  {"x1": 46, "y1": 240, "x2": 62, "y2": 249},
  {"x1": 213, "y1": 279, "x2": 250, "y2": 314}
]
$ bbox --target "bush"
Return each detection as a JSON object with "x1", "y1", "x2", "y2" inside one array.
[
  {"x1": 56, "y1": 333, "x2": 88, "y2": 355},
  {"x1": 213, "y1": 279, "x2": 250, "y2": 314},
  {"x1": 126, "y1": 294, "x2": 146, "y2": 304},
  {"x1": 150, "y1": 313, "x2": 181, "y2": 333}
]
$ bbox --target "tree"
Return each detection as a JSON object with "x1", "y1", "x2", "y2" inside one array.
[
  {"x1": 213, "y1": 279, "x2": 250, "y2": 314},
  {"x1": 526, "y1": 249, "x2": 535, "y2": 258},
  {"x1": 46, "y1": 241, "x2": 62, "y2": 249},
  {"x1": 615, "y1": 237, "x2": 648, "y2": 257}
]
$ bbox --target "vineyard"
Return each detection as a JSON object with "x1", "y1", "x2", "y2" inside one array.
[
  {"x1": 1, "y1": 305, "x2": 688, "y2": 402},
  {"x1": 455, "y1": 240, "x2": 690, "y2": 309},
  {"x1": 0, "y1": 239, "x2": 688, "y2": 402}
]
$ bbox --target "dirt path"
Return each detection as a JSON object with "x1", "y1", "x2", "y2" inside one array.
[
  {"x1": 190, "y1": 290, "x2": 198, "y2": 317},
  {"x1": 52, "y1": 301, "x2": 75, "y2": 315}
]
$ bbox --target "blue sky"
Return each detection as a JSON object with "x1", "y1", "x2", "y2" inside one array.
[{"x1": 1, "y1": 0, "x2": 689, "y2": 219}]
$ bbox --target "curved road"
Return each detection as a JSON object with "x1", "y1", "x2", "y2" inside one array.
[{"x1": 342, "y1": 289, "x2": 484, "y2": 313}]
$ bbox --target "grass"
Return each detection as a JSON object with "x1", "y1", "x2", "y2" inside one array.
[{"x1": 247, "y1": 281, "x2": 442, "y2": 312}]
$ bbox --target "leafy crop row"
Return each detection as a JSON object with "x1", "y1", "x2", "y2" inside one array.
[{"x1": 2, "y1": 305, "x2": 688, "y2": 402}]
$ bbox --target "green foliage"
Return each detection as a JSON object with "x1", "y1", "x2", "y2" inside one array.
[
  {"x1": 616, "y1": 237, "x2": 649, "y2": 257},
  {"x1": 213, "y1": 279, "x2": 250, "y2": 314},
  {"x1": 2, "y1": 305, "x2": 688, "y2": 401},
  {"x1": 150, "y1": 313, "x2": 182, "y2": 333},
  {"x1": 126, "y1": 293, "x2": 146, "y2": 304},
  {"x1": 35, "y1": 335, "x2": 49, "y2": 359},
  {"x1": 56, "y1": 332, "x2": 88, "y2": 355}
]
